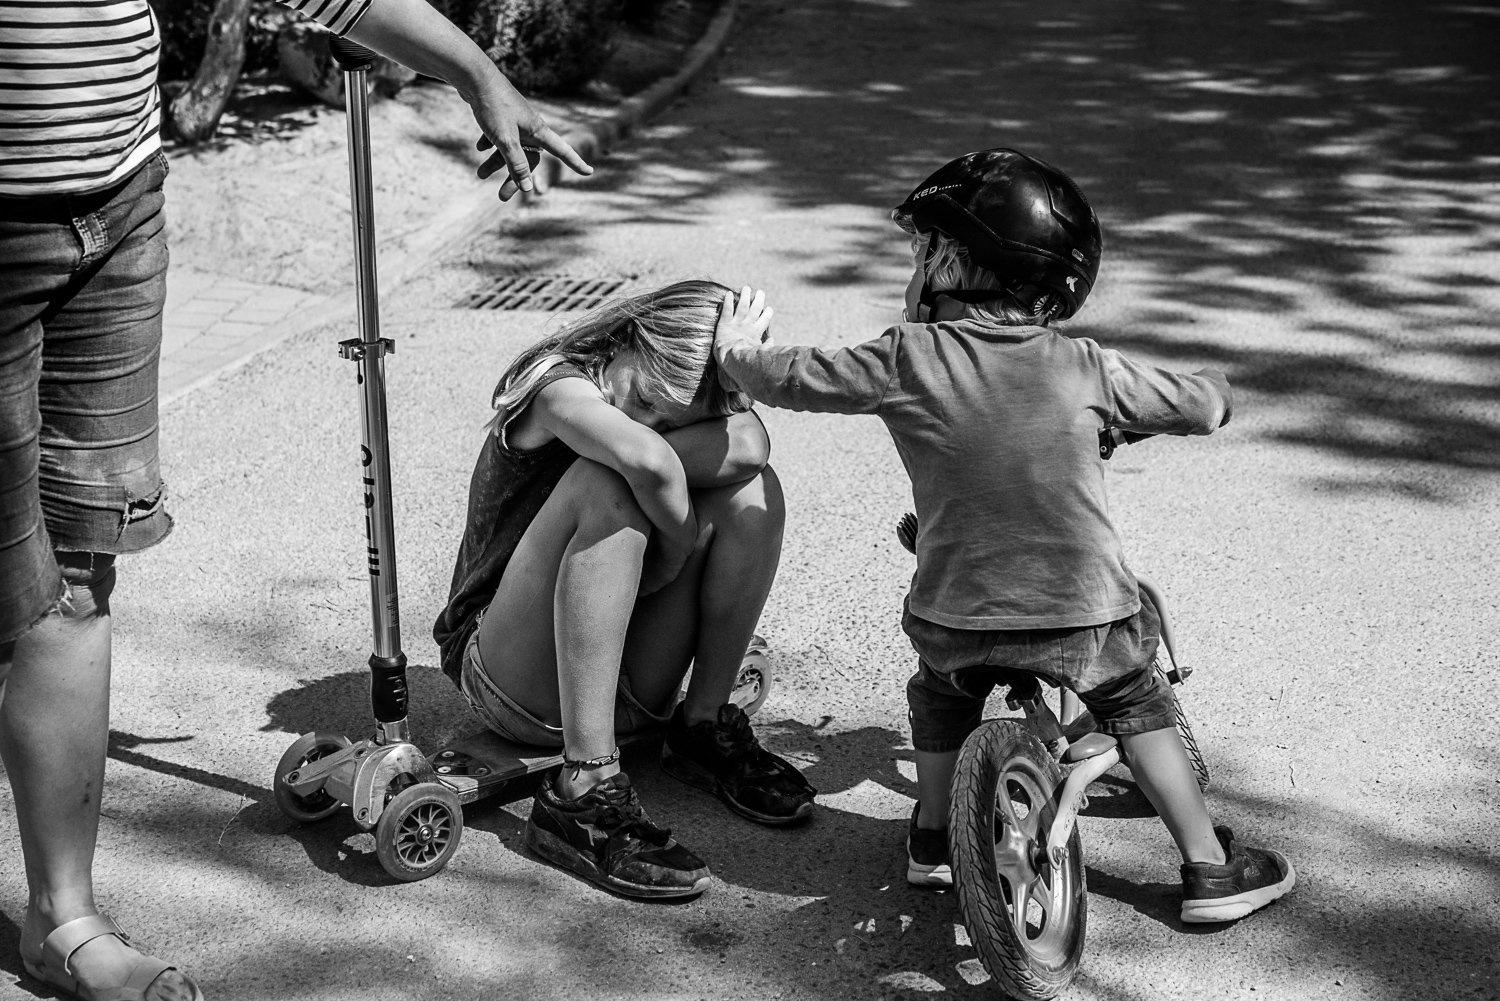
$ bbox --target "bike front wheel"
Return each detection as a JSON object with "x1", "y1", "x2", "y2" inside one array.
[{"x1": 950, "y1": 720, "x2": 1086, "y2": 1001}]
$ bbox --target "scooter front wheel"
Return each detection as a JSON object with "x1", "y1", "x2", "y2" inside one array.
[
  {"x1": 950, "y1": 720, "x2": 1086, "y2": 1001},
  {"x1": 375, "y1": 782, "x2": 464, "y2": 882}
]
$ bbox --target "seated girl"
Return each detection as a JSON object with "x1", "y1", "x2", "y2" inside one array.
[{"x1": 432, "y1": 279, "x2": 815, "y2": 900}]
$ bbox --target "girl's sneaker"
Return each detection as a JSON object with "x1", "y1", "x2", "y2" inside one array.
[
  {"x1": 525, "y1": 771, "x2": 711, "y2": 899},
  {"x1": 906, "y1": 804, "x2": 952, "y2": 887},
  {"x1": 660, "y1": 703, "x2": 816, "y2": 825},
  {"x1": 1180, "y1": 826, "x2": 1295, "y2": 922}
]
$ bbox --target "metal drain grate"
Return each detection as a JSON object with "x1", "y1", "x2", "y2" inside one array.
[{"x1": 457, "y1": 275, "x2": 627, "y2": 311}]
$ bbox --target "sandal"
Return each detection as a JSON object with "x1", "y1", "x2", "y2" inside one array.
[{"x1": 23, "y1": 914, "x2": 204, "y2": 1001}]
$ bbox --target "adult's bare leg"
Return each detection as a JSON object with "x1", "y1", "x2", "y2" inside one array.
[
  {"x1": 476, "y1": 459, "x2": 650, "y2": 798},
  {"x1": 621, "y1": 467, "x2": 785, "y2": 721},
  {"x1": 1, "y1": 554, "x2": 198, "y2": 1000}
]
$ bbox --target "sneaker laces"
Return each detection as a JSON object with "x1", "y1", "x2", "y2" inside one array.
[
  {"x1": 715, "y1": 707, "x2": 811, "y2": 791},
  {"x1": 593, "y1": 780, "x2": 673, "y2": 847}
]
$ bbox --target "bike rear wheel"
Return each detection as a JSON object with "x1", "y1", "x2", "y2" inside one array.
[{"x1": 950, "y1": 720, "x2": 1086, "y2": 1001}]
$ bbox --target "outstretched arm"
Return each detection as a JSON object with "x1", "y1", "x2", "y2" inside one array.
[
  {"x1": 336, "y1": 0, "x2": 592, "y2": 198},
  {"x1": 1102, "y1": 349, "x2": 1234, "y2": 435},
  {"x1": 713, "y1": 287, "x2": 898, "y2": 414}
]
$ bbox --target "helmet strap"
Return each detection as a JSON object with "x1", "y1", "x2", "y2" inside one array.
[{"x1": 912, "y1": 231, "x2": 940, "y2": 322}]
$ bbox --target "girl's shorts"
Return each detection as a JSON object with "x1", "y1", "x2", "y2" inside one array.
[{"x1": 458, "y1": 624, "x2": 671, "y2": 748}]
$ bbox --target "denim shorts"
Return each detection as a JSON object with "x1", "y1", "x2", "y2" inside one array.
[
  {"x1": 458, "y1": 624, "x2": 671, "y2": 748},
  {"x1": 0, "y1": 154, "x2": 174, "y2": 643},
  {"x1": 903, "y1": 590, "x2": 1177, "y2": 753}
]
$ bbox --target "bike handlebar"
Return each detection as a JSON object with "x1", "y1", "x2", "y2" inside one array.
[{"x1": 1098, "y1": 427, "x2": 1155, "y2": 461}]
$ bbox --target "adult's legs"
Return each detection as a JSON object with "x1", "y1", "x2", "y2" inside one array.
[
  {"x1": 620, "y1": 466, "x2": 785, "y2": 721},
  {"x1": 0, "y1": 555, "x2": 152, "y2": 992},
  {"x1": 0, "y1": 155, "x2": 195, "y2": 999},
  {"x1": 476, "y1": 458, "x2": 653, "y2": 797}
]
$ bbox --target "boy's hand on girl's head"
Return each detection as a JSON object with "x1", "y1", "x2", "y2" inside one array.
[{"x1": 714, "y1": 287, "x2": 775, "y2": 365}]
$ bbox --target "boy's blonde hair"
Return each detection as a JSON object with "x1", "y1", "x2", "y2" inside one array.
[
  {"x1": 913, "y1": 230, "x2": 1066, "y2": 326},
  {"x1": 489, "y1": 279, "x2": 751, "y2": 434}
]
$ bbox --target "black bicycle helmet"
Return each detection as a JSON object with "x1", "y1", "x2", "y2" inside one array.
[{"x1": 892, "y1": 148, "x2": 1102, "y2": 320}]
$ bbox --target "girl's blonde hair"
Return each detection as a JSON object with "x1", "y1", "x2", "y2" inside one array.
[
  {"x1": 489, "y1": 279, "x2": 751, "y2": 434},
  {"x1": 913, "y1": 231, "x2": 1065, "y2": 326}
]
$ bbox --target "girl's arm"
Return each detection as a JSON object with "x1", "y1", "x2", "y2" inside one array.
[
  {"x1": 660, "y1": 410, "x2": 771, "y2": 489},
  {"x1": 529, "y1": 379, "x2": 698, "y2": 590}
]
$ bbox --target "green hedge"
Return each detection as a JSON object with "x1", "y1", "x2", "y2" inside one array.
[{"x1": 484, "y1": 0, "x2": 625, "y2": 94}]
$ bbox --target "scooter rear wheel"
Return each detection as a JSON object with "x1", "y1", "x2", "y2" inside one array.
[
  {"x1": 274, "y1": 732, "x2": 353, "y2": 823},
  {"x1": 951, "y1": 720, "x2": 1086, "y2": 1001},
  {"x1": 677, "y1": 635, "x2": 776, "y2": 716},
  {"x1": 375, "y1": 782, "x2": 464, "y2": 882}
]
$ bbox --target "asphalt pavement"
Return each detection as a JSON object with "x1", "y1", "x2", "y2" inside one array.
[{"x1": 1, "y1": 0, "x2": 1496, "y2": 999}]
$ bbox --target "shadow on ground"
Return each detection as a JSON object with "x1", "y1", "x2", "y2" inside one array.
[{"x1": 475, "y1": 0, "x2": 1500, "y2": 495}]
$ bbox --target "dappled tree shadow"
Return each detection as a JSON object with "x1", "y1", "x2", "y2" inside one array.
[{"x1": 467, "y1": 0, "x2": 1500, "y2": 494}]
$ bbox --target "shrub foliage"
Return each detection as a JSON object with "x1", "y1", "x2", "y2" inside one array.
[
  {"x1": 149, "y1": 0, "x2": 293, "y2": 81},
  {"x1": 150, "y1": 0, "x2": 627, "y2": 95},
  {"x1": 484, "y1": 0, "x2": 625, "y2": 94}
]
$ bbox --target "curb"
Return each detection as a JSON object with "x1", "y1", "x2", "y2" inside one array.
[
  {"x1": 162, "y1": 0, "x2": 738, "y2": 408},
  {"x1": 534, "y1": 0, "x2": 739, "y2": 192}
]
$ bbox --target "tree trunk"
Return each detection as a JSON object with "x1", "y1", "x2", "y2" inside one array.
[{"x1": 164, "y1": 0, "x2": 254, "y2": 143}]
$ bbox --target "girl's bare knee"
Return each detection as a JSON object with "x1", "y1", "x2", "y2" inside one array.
[
  {"x1": 703, "y1": 465, "x2": 786, "y2": 535},
  {"x1": 564, "y1": 459, "x2": 651, "y2": 535}
]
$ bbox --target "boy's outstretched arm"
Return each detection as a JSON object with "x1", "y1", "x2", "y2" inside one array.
[
  {"x1": 1102, "y1": 349, "x2": 1235, "y2": 435},
  {"x1": 714, "y1": 287, "x2": 898, "y2": 414}
]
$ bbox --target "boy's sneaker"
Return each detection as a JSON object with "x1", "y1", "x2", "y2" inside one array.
[
  {"x1": 660, "y1": 703, "x2": 816, "y2": 825},
  {"x1": 906, "y1": 803, "x2": 952, "y2": 888},
  {"x1": 1180, "y1": 825, "x2": 1295, "y2": 923},
  {"x1": 525, "y1": 771, "x2": 711, "y2": 900}
]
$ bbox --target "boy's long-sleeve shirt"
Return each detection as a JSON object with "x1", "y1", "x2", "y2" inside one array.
[{"x1": 719, "y1": 320, "x2": 1232, "y2": 630}]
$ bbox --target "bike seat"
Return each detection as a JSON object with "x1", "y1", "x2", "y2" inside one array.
[
  {"x1": 950, "y1": 666, "x2": 1051, "y2": 704},
  {"x1": 1061, "y1": 732, "x2": 1118, "y2": 763}
]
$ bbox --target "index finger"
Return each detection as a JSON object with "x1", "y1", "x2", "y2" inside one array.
[{"x1": 526, "y1": 122, "x2": 594, "y2": 178}]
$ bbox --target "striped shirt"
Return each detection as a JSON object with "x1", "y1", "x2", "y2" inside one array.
[{"x1": 0, "y1": 0, "x2": 372, "y2": 197}]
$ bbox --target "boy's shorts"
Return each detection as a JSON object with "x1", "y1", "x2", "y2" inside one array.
[
  {"x1": 903, "y1": 590, "x2": 1176, "y2": 753},
  {"x1": 0, "y1": 154, "x2": 174, "y2": 643},
  {"x1": 459, "y1": 623, "x2": 671, "y2": 748}
]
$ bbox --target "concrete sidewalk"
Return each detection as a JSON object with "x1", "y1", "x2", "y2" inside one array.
[{"x1": 160, "y1": 270, "x2": 323, "y2": 399}]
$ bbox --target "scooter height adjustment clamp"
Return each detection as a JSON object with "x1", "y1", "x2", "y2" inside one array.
[{"x1": 339, "y1": 337, "x2": 395, "y2": 361}]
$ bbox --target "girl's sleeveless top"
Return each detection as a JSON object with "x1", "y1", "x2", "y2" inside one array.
[{"x1": 432, "y1": 364, "x2": 588, "y2": 685}]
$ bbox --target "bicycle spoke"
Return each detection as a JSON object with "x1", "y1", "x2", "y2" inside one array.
[
  {"x1": 1005, "y1": 871, "x2": 1036, "y2": 941},
  {"x1": 1029, "y1": 871, "x2": 1058, "y2": 932}
]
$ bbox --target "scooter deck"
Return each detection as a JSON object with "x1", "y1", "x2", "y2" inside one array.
[
  {"x1": 430, "y1": 728, "x2": 659, "y2": 806},
  {"x1": 429, "y1": 637, "x2": 771, "y2": 806}
]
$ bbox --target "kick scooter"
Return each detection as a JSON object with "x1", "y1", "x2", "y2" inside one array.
[{"x1": 271, "y1": 38, "x2": 774, "y2": 882}]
